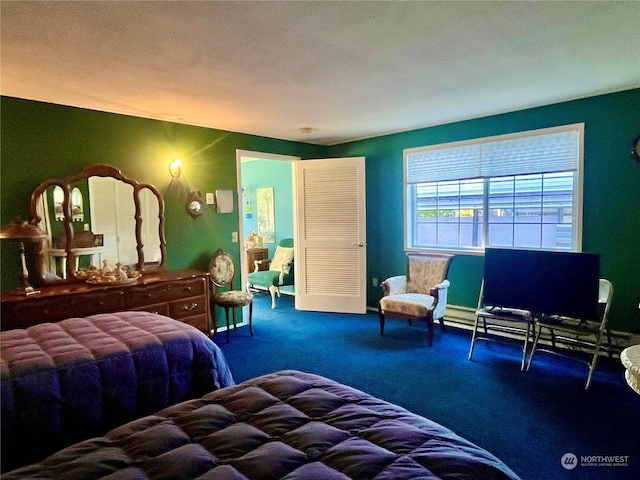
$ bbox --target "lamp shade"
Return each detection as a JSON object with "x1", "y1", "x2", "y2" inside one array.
[{"x1": 0, "y1": 219, "x2": 46, "y2": 240}]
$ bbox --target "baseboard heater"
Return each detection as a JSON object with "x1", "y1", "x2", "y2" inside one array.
[
  {"x1": 444, "y1": 304, "x2": 639, "y2": 355},
  {"x1": 368, "y1": 303, "x2": 639, "y2": 354}
]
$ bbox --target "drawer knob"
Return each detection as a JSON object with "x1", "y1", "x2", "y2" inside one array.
[{"x1": 183, "y1": 302, "x2": 198, "y2": 311}]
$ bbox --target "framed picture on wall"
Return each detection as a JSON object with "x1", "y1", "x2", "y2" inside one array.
[{"x1": 257, "y1": 187, "x2": 275, "y2": 243}]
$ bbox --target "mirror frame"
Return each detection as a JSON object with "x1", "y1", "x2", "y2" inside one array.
[{"x1": 29, "y1": 164, "x2": 166, "y2": 285}]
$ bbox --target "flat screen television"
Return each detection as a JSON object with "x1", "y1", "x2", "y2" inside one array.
[{"x1": 483, "y1": 248, "x2": 600, "y2": 320}]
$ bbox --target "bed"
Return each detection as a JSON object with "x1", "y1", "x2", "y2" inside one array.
[
  {"x1": 2, "y1": 370, "x2": 520, "y2": 479},
  {"x1": 0, "y1": 311, "x2": 234, "y2": 472}
]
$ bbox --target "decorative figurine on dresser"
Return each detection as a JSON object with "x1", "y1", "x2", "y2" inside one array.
[{"x1": 0, "y1": 164, "x2": 211, "y2": 334}]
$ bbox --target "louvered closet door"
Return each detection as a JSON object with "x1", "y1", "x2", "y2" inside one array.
[{"x1": 295, "y1": 157, "x2": 367, "y2": 313}]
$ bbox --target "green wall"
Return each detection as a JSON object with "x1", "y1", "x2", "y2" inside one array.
[
  {"x1": 2, "y1": 90, "x2": 639, "y2": 332},
  {"x1": 328, "y1": 88, "x2": 640, "y2": 332},
  {"x1": 0, "y1": 97, "x2": 326, "y2": 293}
]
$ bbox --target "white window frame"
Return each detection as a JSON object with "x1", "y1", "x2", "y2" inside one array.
[{"x1": 403, "y1": 124, "x2": 585, "y2": 254}]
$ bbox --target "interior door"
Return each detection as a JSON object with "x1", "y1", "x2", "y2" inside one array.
[{"x1": 295, "y1": 157, "x2": 367, "y2": 313}]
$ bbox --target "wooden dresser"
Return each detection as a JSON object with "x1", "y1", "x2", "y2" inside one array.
[
  {"x1": 0, "y1": 269, "x2": 210, "y2": 334},
  {"x1": 245, "y1": 247, "x2": 269, "y2": 276}
]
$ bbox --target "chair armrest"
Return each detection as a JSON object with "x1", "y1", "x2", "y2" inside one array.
[
  {"x1": 277, "y1": 262, "x2": 294, "y2": 285},
  {"x1": 381, "y1": 275, "x2": 407, "y2": 296},
  {"x1": 431, "y1": 280, "x2": 451, "y2": 320},
  {"x1": 429, "y1": 279, "x2": 450, "y2": 296},
  {"x1": 253, "y1": 258, "x2": 271, "y2": 273}
]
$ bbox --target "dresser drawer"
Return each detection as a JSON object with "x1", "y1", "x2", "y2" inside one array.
[
  {"x1": 3, "y1": 290, "x2": 125, "y2": 327},
  {"x1": 179, "y1": 313, "x2": 210, "y2": 333},
  {"x1": 169, "y1": 295, "x2": 208, "y2": 320},
  {"x1": 126, "y1": 277, "x2": 206, "y2": 308},
  {"x1": 130, "y1": 303, "x2": 170, "y2": 316}
]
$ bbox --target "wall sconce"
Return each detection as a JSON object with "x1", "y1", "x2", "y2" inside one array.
[
  {"x1": 169, "y1": 159, "x2": 183, "y2": 182},
  {"x1": 0, "y1": 219, "x2": 46, "y2": 295}
]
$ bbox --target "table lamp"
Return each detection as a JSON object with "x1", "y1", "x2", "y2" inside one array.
[{"x1": 0, "y1": 219, "x2": 46, "y2": 295}]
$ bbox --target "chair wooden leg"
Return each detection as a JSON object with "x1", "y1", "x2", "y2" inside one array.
[
  {"x1": 225, "y1": 308, "x2": 231, "y2": 343},
  {"x1": 438, "y1": 316, "x2": 446, "y2": 332},
  {"x1": 211, "y1": 303, "x2": 218, "y2": 338},
  {"x1": 378, "y1": 308, "x2": 385, "y2": 335},
  {"x1": 427, "y1": 316, "x2": 434, "y2": 346},
  {"x1": 249, "y1": 302, "x2": 254, "y2": 336}
]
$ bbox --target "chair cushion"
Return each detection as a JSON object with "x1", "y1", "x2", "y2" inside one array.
[
  {"x1": 249, "y1": 270, "x2": 280, "y2": 287},
  {"x1": 270, "y1": 246, "x2": 294, "y2": 272},
  {"x1": 380, "y1": 293, "x2": 435, "y2": 318},
  {"x1": 248, "y1": 270, "x2": 293, "y2": 287},
  {"x1": 213, "y1": 290, "x2": 253, "y2": 307}
]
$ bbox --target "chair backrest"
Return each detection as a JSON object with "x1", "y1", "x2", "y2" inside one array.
[
  {"x1": 209, "y1": 249, "x2": 236, "y2": 291},
  {"x1": 269, "y1": 238, "x2": 294, "y2": 272},
  {"x1": 279, "y1": 238, "x2": 294, "y2": 248},
  {"x1": 597, "y1": 278, "x2": 613, "y2": 329},
  {"x1": 406, "y1": 253, "x2": 453, "y2": 294}
]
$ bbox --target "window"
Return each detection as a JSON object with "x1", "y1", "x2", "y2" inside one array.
[{"x1": 404, "y1": 124, "x2": 583, "y2": 252}]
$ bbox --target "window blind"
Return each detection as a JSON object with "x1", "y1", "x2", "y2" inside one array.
[{"x1": 406, "y1": 126, "x2": 581, "y2": 184}]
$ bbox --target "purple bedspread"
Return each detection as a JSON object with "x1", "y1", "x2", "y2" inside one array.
[
  {"x1": 3, "y1": 370, "x2": 520, "y2": 479},
  {"x1": 0, "y1": 311, "x2": 234, "y2": 472}
]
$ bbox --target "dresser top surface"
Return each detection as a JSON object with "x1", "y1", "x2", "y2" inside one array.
[{"x1": 1, "y1": 269, "x2": 207, "y2": 303}]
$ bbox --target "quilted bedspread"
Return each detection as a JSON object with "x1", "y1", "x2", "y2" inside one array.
[
  {"x1": 0, "y1": 311, "x2": 234, "y2": 472},
  {"x1": 3, "y1": 370, "x2": 520, "y2": 479}
]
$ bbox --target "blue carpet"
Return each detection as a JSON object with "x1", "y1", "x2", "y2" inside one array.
[{"x1": 215, "y1": 293, "x2": 640, "y2": 480}]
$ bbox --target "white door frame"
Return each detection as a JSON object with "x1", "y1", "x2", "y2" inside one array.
[{"x1": 236, "y1": 150, "x2": 300, "y2": 317}]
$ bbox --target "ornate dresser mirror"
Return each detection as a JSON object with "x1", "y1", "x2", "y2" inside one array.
[{"x1": 29, "y1": 164, "x2": 166, "y2": 285}]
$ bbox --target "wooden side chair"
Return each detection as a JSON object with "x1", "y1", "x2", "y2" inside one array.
[
  {"x1": 209, "y1": 248, "x2": 253, "y2": 342},
  {"x1": 379, "y1": 253, "x2": 454, "y2": 346}
]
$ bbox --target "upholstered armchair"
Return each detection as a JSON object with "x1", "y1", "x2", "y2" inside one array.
[
  {"x1": 247, "y1": 238, "x2": 294, "y2": 308},
  {"x1": 379, "y1": 253, "x2": 454, "y2": 346}
]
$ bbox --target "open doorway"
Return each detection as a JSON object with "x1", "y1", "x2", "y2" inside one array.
[{"x1": 236, "y1": 150, "x2": 300, "y2": 309}]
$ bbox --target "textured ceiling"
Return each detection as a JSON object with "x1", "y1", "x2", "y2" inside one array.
[{"x1": 1, "y1": 1, "x2": 639, "y2": 145}]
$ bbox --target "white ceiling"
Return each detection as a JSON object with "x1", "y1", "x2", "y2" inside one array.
[{"x1": 2, "y1": 1, "x2": 639, "y2": 146}]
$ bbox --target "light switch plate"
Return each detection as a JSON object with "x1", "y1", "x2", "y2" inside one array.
[{"x1": 205, "y1": 192, "x2": 214, "y2": 204}]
